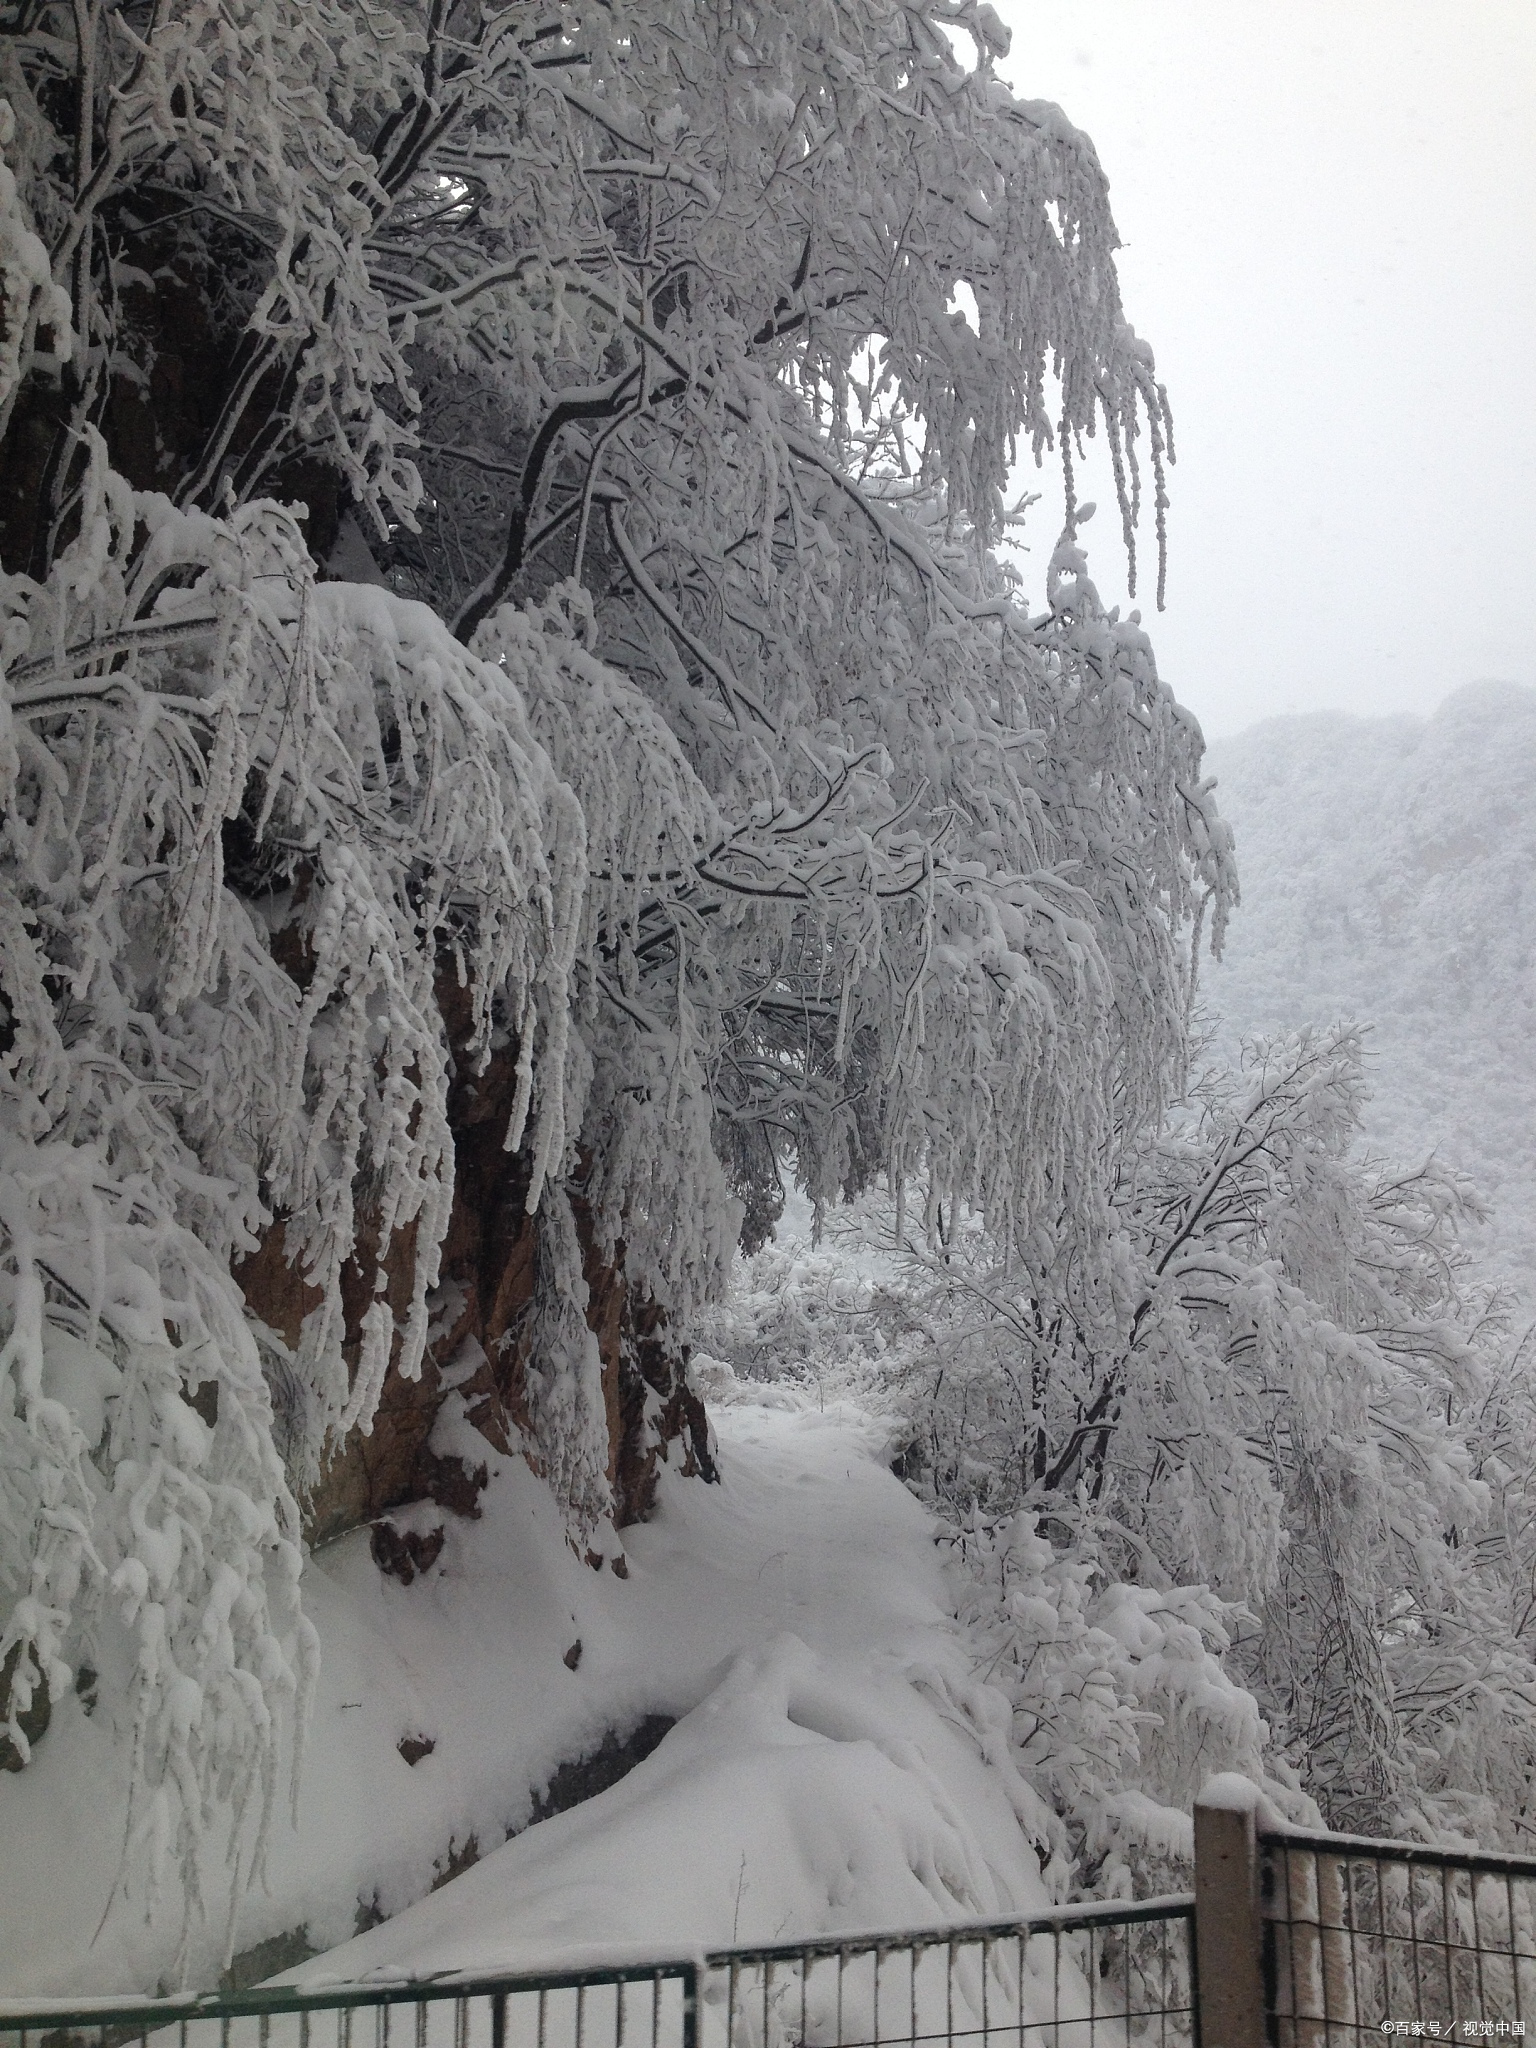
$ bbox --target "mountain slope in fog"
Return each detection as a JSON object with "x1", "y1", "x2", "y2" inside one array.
[{"x1": 1201, "y1": 682, "x2": 1536, "y2": 1284}]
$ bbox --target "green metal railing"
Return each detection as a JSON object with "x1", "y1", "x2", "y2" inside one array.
[
  {"x1": 0, "y1": 1896, "x2": 1199, "y2": 2048},
  {"x1": 19, "y1": 1788, "x2": 1536, "y2": 2048}
]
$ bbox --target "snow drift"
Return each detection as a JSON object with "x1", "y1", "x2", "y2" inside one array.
[{"x1": 0, "y1": 1396, "x2": 1054, "y2": 1996}]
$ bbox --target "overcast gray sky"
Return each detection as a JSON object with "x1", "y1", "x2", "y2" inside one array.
[{"x1": 990, "y1": 0, "x2": 1536, "y2": 739}]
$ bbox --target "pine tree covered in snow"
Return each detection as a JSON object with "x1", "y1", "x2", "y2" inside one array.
[{"x1": 1, "y1": 0, "x2": 1231, "y2": 1949}]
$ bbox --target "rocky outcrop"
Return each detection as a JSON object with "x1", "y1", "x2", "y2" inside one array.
[
  {"x1": 615, "y1": 1293, "x2": 717, "y2": 1525},
  {"x1": 236, "y1": 970, "x2": 716, "y2": 1554},
  {"x1": 220, "y1": 1711, "x2": 677, "y2": 1988}
]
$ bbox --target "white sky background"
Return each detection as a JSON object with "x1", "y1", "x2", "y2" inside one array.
[{"x1": 987, "y1": 1, "x2": 1536, "y2": 739}]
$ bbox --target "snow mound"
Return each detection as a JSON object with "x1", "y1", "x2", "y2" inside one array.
[
  {"x1": 286, "y1": 1629, "x2": 1046, "y2": 1981},
  {"x1": 0, "y1": 1396, "x2": 1049, "y2": 1994}
]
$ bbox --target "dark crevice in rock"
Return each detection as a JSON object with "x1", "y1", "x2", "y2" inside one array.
[
  {"x1": 0, "y1": 1643, "x2": 51, "y2": 1771},
  {"x1": 525, "y1": 1713, "x2": 675, "y2": 1827},
  {"x1": 230, "y1": 1714, "x2": 678, "y2": 1985},
  {"x1": 430, "y1": 1833, "x2": 480, "y2": 1890},
  {"x1": 221, "y1": 1925, "x2": 319, "y2": 1992}
]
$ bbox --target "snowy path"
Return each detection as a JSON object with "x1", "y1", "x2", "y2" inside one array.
[
  {"x1": 283, "y1": 1392, "x2": 1050, "y2": 1982},
  {"x1": 0, "y1": 1390, "x2": 1049, "y2": 1994}
]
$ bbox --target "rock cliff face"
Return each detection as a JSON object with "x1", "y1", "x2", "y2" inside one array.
[{"x1": 236, "y1": 971, "x2": 716, "y2": 1553}]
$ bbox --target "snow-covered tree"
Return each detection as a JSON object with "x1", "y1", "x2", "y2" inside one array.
[
  {"x1": 0, "y1": 0, "x2": 1232, "y2": 1939},
  {"x1": 873, "y1": 1025, "x2": 1536, "y2": 1841}
]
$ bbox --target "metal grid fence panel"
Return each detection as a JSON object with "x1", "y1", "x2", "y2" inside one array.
[
  {"x1": 0, "y1": 1902, "x2": 1196, "y2": 2048},
  {"x1": 701, "y1": 1902, "x2": 1195, "y2": 2048},
  {"x1": 0, "y1": 1966, "x2": 697, "y2": 2048},
  {"x1": 1262, "y1": 1830, "x2": 1536, "y2": 2048}
]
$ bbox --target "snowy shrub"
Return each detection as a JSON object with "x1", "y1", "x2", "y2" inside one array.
[
  {"x1": 701, "y1": 1022, "x2": 1536, "y2": 1855},
  {"x1": 696, "y1": 1205, "x2": 1284, "y2": 1891},
  {"x1": 943, "y1": 1513, "x2": 1270, "y2": 1894},
  {"x1": 885, "y1": 1029, "x2": 1536, "y2": 1843}
]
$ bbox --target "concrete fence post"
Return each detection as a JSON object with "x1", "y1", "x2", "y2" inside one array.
[{"x1": 1193, "y1": 1774, "x2": 1266, "y2": 2048}]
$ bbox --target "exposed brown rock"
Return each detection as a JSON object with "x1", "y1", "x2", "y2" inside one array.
[
  {"x1": 236, "y1": 939, "x2": 716, "y2": 1555},
  {"x1": 221, "y1": 1925, "x2": 319, "y2": 1994},
  {"x1": 370, "y1": 1517, "x2": 446, "y2": 1585},
  {"x1": 574, "y1": 1181, "x2": 628, "y2": 1494},
  {"x1": 416, "y1": 1443, "x2": 489, "y2": 1520},
  {"x1": 613, "y1": 1297, "x2": 718, "y2": 1526},
  {"x1": 525, "y1": 1713, "x2": 675, "y2": 1825},
  {"x1": 234, "y1": 1219, "x2": 323, "y2": 1352}
]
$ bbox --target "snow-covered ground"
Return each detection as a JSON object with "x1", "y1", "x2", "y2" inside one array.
[{"x1": 0, "y1": 1389, "x2": 1052, "y2": 1997}]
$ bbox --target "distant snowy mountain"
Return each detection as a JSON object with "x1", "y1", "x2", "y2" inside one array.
[{"x1": 1200, "y1": 683, "x2": 1536, "y2": 1287}]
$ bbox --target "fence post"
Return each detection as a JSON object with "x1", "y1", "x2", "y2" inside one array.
[
  {"x1": 681, "y1": 1961, "x2": 699, "y2": 2048},
  {"x1": 1193, "y1": 1774, "x2": 1266, "y2": 2048}
]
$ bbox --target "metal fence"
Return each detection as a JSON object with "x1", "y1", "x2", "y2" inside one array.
[
  {"x1": 0, "y1": 1898, "x2": 1197, "y2": 2048},
  {"x1": 1262, "y1": 1827, "x2": 1536, "y2": 2047},
  {"x1": 11, "y1": 1792, "x2": 1536, "y2": 2048},
  {"x1": 1, "y1": 1964, "x2": 695, "y2": 2048},
  {"x1": 1193, "y1": 1785, "x2": 1536, "y2": 2046},
  {"x1": 705, "y1": 1899, "x2": 1195, "y2": 2048}
]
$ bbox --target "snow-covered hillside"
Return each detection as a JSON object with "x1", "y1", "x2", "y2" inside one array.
[
  {"x1": 1201, "y1": 682, "x2": 1536, "y2": 1286},
  {"x1": 0, "y1": 1393, "x2": 1053, "y2": 1997}
]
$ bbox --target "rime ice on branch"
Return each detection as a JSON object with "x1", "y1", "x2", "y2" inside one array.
[{"x1": 1, "y1": 0, "x2": 1228, "y2": 1949}]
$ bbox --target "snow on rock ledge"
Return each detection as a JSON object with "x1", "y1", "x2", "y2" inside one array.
[{"x1": 287, "y1": 1628, "x2": 1051, "y2": 1981}]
